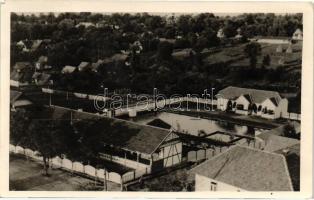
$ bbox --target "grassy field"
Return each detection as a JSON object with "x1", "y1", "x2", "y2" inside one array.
[
  {"x1": 204, "y1": 42, "x2": 302, "y2": 70},
  {"x1": 9, "y1": 153, "x2": 120, "y2": 191}
]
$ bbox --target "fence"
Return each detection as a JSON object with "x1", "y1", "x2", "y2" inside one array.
[
  {"x1": 41, "y1": 88, "x2": 110, "y2": 102},
  {"x1": 282, "y1": 112, "x2": 301, "y2": 121},
  {"x1": 187, "y1": 146, "x2": 229, "y2": 163},
  {"x1": 10, "y1": 144, "x2": 123, "y2": 184}
]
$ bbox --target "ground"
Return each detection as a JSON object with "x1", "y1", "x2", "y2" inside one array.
[{"x1": 9, "y1": 153, "x2": 121, "y2": 191}]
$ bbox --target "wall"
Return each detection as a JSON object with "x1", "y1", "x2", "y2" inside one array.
[
  {"x1": 256, "y1": 39, "x2": 290, "y2": 44},
  {"x1": 217, "y1": 97, "x2": 228, "y2": 111},
  {"x1": 195, "y1": 174, "x2": 245, "y2": 191},
  {"x1": 99, "y1": 152, "x2": 150, "y2": 170},
  {"x1": 10, "y1": 144, "x2": 123, "y2": 184},
  {"x1": 160, "y1": 142, "x2": 182, "y2": 167}
]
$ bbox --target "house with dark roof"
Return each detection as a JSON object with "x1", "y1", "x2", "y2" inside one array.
[
  {"x1": 10, "y1": 62, "x2": 34, "y2": 87},
  {"x1": 216, "y1": 86, "x2": 288, "y2": 119},
  {"x1": 35, "y1": 56, "x2": 51, "y2": 70},
  {"x1": 10, "y1": 90, "x2": 33, "y2": 110},
  {"x1": 32, "y1": 72, "x2": 51, "y2": 86},
  {"x1": 292, "y1": 28, "x2": 303, "y2": 41},
  {"x1": 61, "y1": 65, "x2": 76, "y2": 74},
  {"x1": 172, "y1": 48, "x2": 196, "y2": 60},
  {"x1": 37, "y1": 106, "x2": 183, "y2": 173},
  {"x1": 78, "y1": 61, "x2": 91, "y2": 71},
  {"x1": 189, "y1": 145, "x2": 294, "y2": 191}
]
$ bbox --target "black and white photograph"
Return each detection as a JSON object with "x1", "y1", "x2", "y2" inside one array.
[{"x1": 1, "y1": 1, "x2": 313, "y2": 198}]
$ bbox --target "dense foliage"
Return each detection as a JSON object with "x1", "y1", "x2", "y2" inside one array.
[{"x1": 11, "y1": 13, "x2": 302, "y2": 96}]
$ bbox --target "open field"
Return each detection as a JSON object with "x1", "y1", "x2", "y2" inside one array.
[{"x1": 9, "y1": 153, "x2": 120, "y2": 191}]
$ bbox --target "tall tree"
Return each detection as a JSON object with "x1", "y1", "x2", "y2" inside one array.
[
  {"x1": 27, "y1": 119, "x2": 73, "y2": 175},
  {"x1": 244, "y1": 42, "x2": 261, "y2": 68}
]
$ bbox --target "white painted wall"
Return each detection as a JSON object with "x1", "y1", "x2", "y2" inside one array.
[
  {"x1": 257, "y1": 39, "x2": 290, "y2": 44},
  {"x1": 195, "y1": 174, "x2": 245, "y2": 191},
  {"x1": 217, "y1": 97, "x2": 228, "y2": 111}
]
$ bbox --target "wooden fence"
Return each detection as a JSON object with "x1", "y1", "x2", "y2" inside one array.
[
  {"x1": 9, "y1": 144, "x2": 151, "y2": 184},
  {"x1": 282, "y1": 112, "x2": 301, "y2": 121},
  {"x1": 187, "y1": 146, "x2": 230, "y2": 163}
]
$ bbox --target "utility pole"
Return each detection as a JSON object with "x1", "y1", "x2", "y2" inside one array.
[{"x1": 104, "y1": 169, "x2": 107, "y2": 191}]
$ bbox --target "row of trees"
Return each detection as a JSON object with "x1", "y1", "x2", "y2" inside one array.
[{"x1": 10, "y1": 108, "x2": 110, "y2": 175}]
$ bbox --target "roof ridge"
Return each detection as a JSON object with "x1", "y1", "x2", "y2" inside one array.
[{"x1": 50, "y1": 105, "x2": 170, "y2": 132}]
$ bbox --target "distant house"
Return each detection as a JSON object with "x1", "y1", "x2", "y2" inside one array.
[
  {"x1": 35, "y1": 56, "x2": 50, "y2": 70},
  {"x1": 234, "y1": 28, "x2": 243, "y2": 39},
  {"x1": 252, "y1": 36, "x2": 291, "y2": 44},
  {"x1": 172, "y1": 48, "x2": 196, "y2": 59},
  {"x1": 190, "y1": 146, "x2": 294, "y2": 191},
  {"x1": 16, "y1": 40, "x2": 29, "y2": 52},
  {"x1": 91, "y1": 59, "x2": 104, "y2": 72},
  {"x1": 132, "y1": 40, "x2": 143, "y2": 54},
  {"x1": 32, "y1": 72, "x2": 51, "y2": 86},
  {"x1": 102, "y1": 53, "x2": 130, "y2": 66},
  {"x1": 216, "y1": 86, "x2": 288, "y2": 119},
  {"x1": 216, "y1": 28, "x2": 225, "y2": 39},
  {"x1": 159, "y1": 38, "x2": 176, "y2": 44},
  {"x1": 10, "y1": 90, "x2": 33, "y2": 110},
  {"x1": 61, "y1": 65, "x2": 76, "y2": 74},
  {"x1": 292, "y1": 29, "x2": 303, "y2": 40},
  {"x1": 78, "y1": 61, "x2": 91, "y2": 71},
  {"x1": 75, "y1": 22, "x2": 95, "y2": 28},
  {"x1": 10, "y1": 62, "x2": 34, "y2": 87}
]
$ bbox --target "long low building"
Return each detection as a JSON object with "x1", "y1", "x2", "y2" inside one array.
[
  {"x1": 31, "y1": 106, "x2": 183, "y2": 173},
  {"x1": 216, "y1": 86, "x2": 288, "y2": 119}
]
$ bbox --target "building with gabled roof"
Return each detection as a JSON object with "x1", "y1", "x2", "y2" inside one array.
[
  {"x1": 32, "y1": 72, "x2": 51, "y2": 86},
  {"x1": 292, "y1": 28, "x2": 303, "y2": 41},
  {"x1": 190, "y1": 145, "x2": 294, "y2": 191},
  {"x1": 10, "y1": 62, "x2": 34, "y2": 87},
  {"x1": 61, "y1": 65, "x2": 76, "y2": 74},
  {"x1": 217, "y1": 28, "x2": 225, "y2": 39},
  {"x1": 78, "y1": 61, "x2": 91, "y2": 71},
  {"x1": 32, "y1": 106, "x2": 183, "y2": 172},
  {"x1": 216, "y1": 86, "x2": 288, "y2": 119},
  {"x1": 10, "y1": 90, "x2": 33, "y2": 110}
]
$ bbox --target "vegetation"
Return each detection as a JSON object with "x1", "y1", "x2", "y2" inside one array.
[{"x1": 11, "y1": 13, "x2": 302, "y2": 108}]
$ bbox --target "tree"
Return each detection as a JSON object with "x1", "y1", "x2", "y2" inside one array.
[
  {"x1": 157, "y1": 42, "x2": 173, "y2": 60},
  {"x1": 262, "y1": 54, "x2": 271, "y2": 67},
  {"x1": 27, "y1": 119, "x2": 73, "y2": 175},
  {"x1": 244, "y1": 42, "x2": 261, "y2": 68},
  {"x1": 10, "y1": 109, "x2": 31, "y2": 146},
  {"x1": 282, "y1": 123, "x2": 299, "y2": 139}
]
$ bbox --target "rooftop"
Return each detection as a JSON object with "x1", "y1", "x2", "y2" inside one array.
[
  {"x1": 32, "y1": 106, "x2": 171, "y2": 155},
  {"x1": 216, "y1": 86, "x2": 282, "y2": 104},
  {"x1": 257, "y1": 129, "x2": 300, "y2": 152},
  {"x1": 189, "y1": 145, "x2": 293, "y2": 191}
]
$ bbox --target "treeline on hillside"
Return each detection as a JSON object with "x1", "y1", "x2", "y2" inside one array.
[{"x1": 11, "y1": 13, "x2": 302, "y2": 96}]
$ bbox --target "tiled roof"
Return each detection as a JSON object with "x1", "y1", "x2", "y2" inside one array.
[
  {"x1": 190, "y1": 145, "x2": 293, "y2": 191},
  {"x1": 33, "y1": 106, "x2": 171, "y2": 155},
  {"x1": 62, "y1": 65, "x2": 76, "y2": 73},
  {"x1": 257, "y1": 130, "x2": 300, "y2": 152},
  {"x1": 78, "y1": 62, "x2": 90, "y2": 71},
  {"x1": 13, "y1": 62, "x2": 32, "y2": 70},
  {"x1": 216, "y1": 86, "x2": 282, "y2": 104},
  {"x1": 10, "y1": 90, "x2": 22, "y2": 103}
]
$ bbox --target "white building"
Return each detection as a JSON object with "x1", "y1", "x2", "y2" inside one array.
[
  {"x1": 292, "y1": 29, "x2": 303, "y2": 40},
  {"x1": 217, "y1": 28, "x2": 225, "y2": 39},
  {"x1": 61, "y1": 65, "x2": 76, "y2": 74},
  {"x1": 189, "y1": 146, "x2": 294, "y2": 191},
  {"x1": 216, "y1": 86, "x2": 288, "y2": 119}
]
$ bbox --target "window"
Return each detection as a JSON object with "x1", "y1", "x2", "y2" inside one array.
[
  {"x1": 236, "y1": 104, "x2": 244, "y2": 110},
  {"x1": 210, "y1": 181, "x2": 217, "y2": 191}
]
